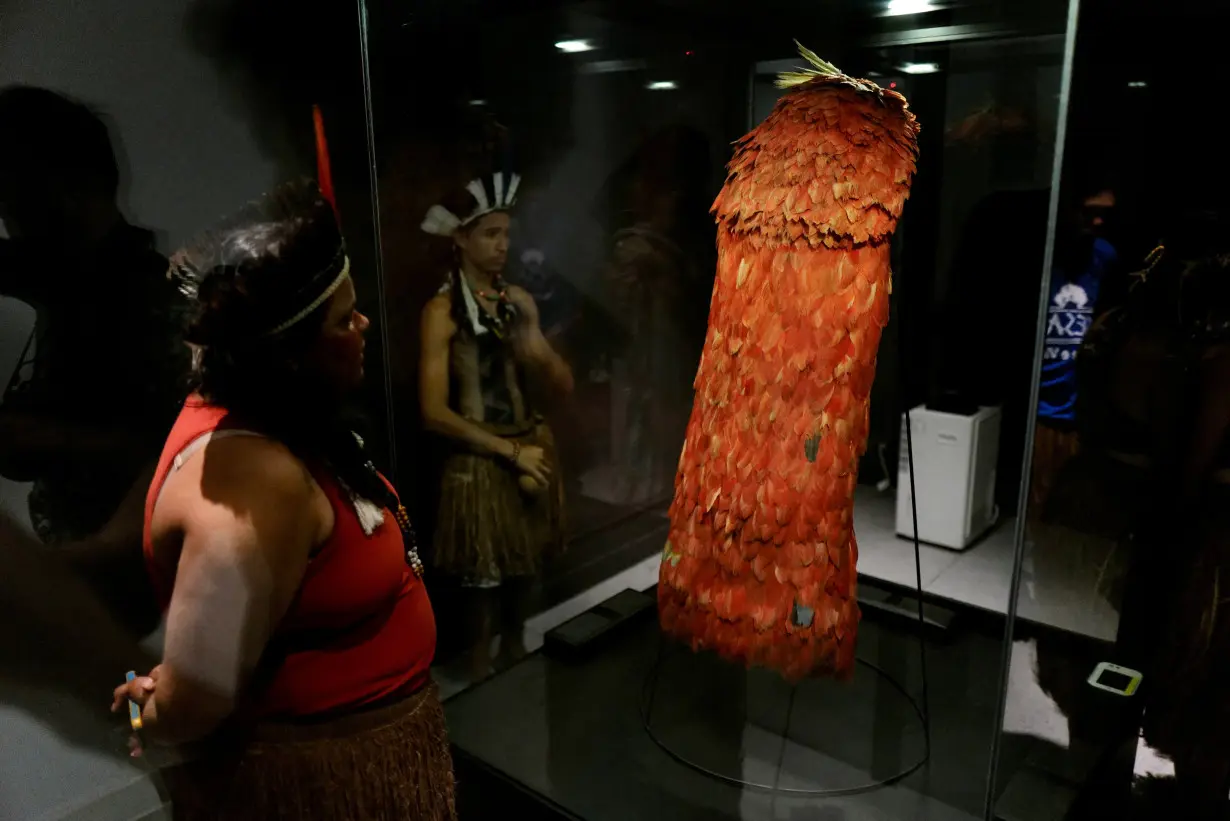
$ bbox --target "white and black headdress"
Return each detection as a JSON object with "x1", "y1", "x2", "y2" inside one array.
[{"x1": 421, "y1": 171, "x2": 522, "y2": 236}]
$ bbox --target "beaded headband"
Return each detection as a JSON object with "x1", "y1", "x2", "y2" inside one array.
[{"x1": 264, "y1": 254, "x2": 351, "y2": 336}]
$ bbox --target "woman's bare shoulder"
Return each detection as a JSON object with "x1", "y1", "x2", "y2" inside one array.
[{"x1": 154, "y1": 434, "x2": 320, "y2": 534}]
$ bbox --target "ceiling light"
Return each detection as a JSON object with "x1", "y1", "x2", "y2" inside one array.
[
  {"x1": 647, "y1": 81, "x2": 679, "y2": 91},
  {"x1": 469, "y1": 99, "x2": 487, "y2": 106},
  {"x1": 1127, "y1": 81, "x2": 1148, "y2": 88},
  {"x1": 555, "y1": 39, "x2": 595, "y2": 53},
  {"x1": 885, "y1": 0, "x2": 940, "y2": 15},
  {"x1": 899, "y1": 62, "x2": 941, "y2": 75}
]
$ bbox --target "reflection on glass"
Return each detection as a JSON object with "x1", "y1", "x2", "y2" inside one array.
[
  {"x1": 595, "y1": 125, "x2": 711, "y2": 507},
  {"x1": 0, "y1": 86, "x2": 182, "y2": 637},
  {"x1": 419, "y1": 172, "x2": 572, "y2": 681},
  {"x1": 1137, "y1": 233, "x2": 1230, "y2": 810},
  {"x1": 996, "y1": 2, "x2": 1230, "y2": 818},
  {"x1": 1031, "y1": 184, "x2": 1117, "y2": 518}
]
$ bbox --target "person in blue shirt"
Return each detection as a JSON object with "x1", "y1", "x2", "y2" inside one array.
[
  {"x1": 1039, "y1": 238, "x2": 1118, "y2": 420},
  {"x1": 1030, "y1": 185, "x2": 1118, "y2": 515}
]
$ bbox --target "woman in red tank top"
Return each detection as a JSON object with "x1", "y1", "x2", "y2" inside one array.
[{"x1": 111, "y1": 182, "x2": 453, "y2": 820}]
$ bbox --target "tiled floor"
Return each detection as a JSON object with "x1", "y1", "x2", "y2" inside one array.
[
  {"x1": 853, "y1": 490, "x2": 971, "y2": 591},
  {"x1": 856, "y1": 493, "x2": 1119, "y2": 642}
]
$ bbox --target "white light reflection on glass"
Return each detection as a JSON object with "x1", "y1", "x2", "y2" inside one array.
[
  {"x1": 647, "y1": 81, "x2": 679, "y2": 91},
  {"x1": 899, "y1": 62, "x2": 941, "y2": 75},
  {"x1": 885, "y1": 0, "x2": 940, "y2": 15},
  {"x1": 555, "y1": 39, "x2": 596, "y2": 53}
]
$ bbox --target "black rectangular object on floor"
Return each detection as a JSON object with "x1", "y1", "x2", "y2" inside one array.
[{"x1": 542, "y1": 588, "x2": 655, "y2": 661}]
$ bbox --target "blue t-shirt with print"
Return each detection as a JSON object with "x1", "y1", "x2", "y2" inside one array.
[{"x1": 1038, "y1": 238, "x2": 1117, "y2": 422}]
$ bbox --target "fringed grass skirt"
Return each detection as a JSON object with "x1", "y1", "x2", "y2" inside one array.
[
  {"x1": 164, "y1": 683, "x2": 456, "y2": 821},
  {"x1": 1029, "y1": 423, "x2": 1081, "y2": 519},
  {"x1": 433, "y1": 421, "x2": 564, "y2": 582}
]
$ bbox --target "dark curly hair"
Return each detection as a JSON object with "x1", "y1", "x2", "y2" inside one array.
[{"x1": 171, "y1": 181, "x2": 393, "y2": 507}]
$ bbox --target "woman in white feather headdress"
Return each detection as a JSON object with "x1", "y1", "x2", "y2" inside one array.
[{"x1": 418, "y1": 171, "x2": 573, "y2": 680}]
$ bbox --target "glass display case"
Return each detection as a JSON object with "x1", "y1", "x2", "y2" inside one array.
[
  {"x1": 7, "y1": 0, "x2": 1228, "y2": 818},
  {"x1": 359, "y1": 1, "x2": 1076, "y2": 819}
]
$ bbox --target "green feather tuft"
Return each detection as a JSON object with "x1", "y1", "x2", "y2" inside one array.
[{"x1": 776, "y1": 40, "x2": 843, "y2": 89}]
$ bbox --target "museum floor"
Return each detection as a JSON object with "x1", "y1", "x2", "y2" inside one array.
[
  {"x1": 438, "y1": 491, "x2": 1128, "y2": 821},
  {"x1": 446, "y1": 585, "x2": 1049, "y2": 820}
]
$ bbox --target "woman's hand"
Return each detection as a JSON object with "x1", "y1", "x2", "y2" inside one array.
[
  {"x1": 514, "y1": 445, "x2": 551, "y2": 487},
  {"x1": 112, "y1": 666, "x2": 160, "y2": 711},
  {"x1": 112, "y1": 666, "x2": 160, "y2": 757}
]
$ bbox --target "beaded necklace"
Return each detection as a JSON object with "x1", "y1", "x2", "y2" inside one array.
[
  {"x1": 358, "y1": 455, "x2": 424, "y2": 577},
  {"x1": 473, "y1": 282, "x2": 508, "y2": 303},
  {"x1": 393, "y1": 503, "x2": 426, "y2": 577},
  {"x1": 466, "y1": 273, "x2": 516, "y2": 339}
]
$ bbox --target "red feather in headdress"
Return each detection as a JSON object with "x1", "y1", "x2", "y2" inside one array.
[{"x1": 313, "y1": 104, "x2": 338, "y2": 218}]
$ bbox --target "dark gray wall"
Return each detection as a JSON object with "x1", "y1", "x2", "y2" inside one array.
[{"x1": 0, "y1": 0, "x2": 279, "y2": 817}]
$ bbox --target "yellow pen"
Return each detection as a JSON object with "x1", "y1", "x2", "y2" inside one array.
[{"x1": 125, "y1": 671, "x2": 144, "y2": 731}]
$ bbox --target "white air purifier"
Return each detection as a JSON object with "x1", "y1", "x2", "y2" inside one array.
[{"x1": 895, "y1": 404, "x2": 1001, "y2": 550}]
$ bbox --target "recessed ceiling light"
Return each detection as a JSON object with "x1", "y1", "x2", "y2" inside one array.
[
  {"x1": 469, "y1": 99, "x2": 488, "y2": 106},
  {"x1": 885, "y1": 0, "x2": 940, "y2": 15},
  {"x1": 647, "y1": 81, "x2": 679, "y2": 91},
  {"x1": 555, "y1": 39, "x2": 595, "y2": 53},
  {"x1": 899, "y1": 62, "x2": 941, "y2": 75},
  {"x1": 1127, "y1": 81, "x2": 1148, "y2": 88}
]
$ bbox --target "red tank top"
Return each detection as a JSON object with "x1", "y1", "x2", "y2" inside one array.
[{"x1": 142, "y1": 397, "x2": 436, "y2": 719}]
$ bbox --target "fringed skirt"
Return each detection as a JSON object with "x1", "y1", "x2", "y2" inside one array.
[
  {"x1": 164, "y1": 683, "x2": 456, "y2": 821},
  {"x1": 1028, "y1": 422, "x2": 1081, "y2": 519},
  {"x1": 433, "y1": 420, "x2": 564, "y2": 583}
]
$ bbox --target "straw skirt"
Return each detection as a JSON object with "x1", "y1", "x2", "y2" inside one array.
[
  {"x1": 164, "y1": 683, "x2": 456, "y2": 821},
  {"x1": 432, "y1": 421, "x2": 564, "y2": 583}
]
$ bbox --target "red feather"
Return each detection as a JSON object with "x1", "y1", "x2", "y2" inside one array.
[{"x1": 313, "y1": 105, "x2": 338, "y2": 218}]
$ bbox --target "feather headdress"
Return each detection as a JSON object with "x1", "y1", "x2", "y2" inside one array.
[
  {"x1": 167, "y1": 105, "x2": 348, "y2": 343},
  {"x1": 421, "y1": 171, "x2": 522, "y2": 236}
]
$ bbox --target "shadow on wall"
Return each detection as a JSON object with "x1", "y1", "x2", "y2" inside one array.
[{"x1": 0, "y1": 0, "x2": 366, "y2": 757}]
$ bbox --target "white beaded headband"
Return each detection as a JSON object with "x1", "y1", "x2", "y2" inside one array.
[
  {"x1": 421, "y1": 172, "x2": 521, "y2": 236},
  {"x1": 263, "y1": 255, "x2": 351, "y2": 336}
]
